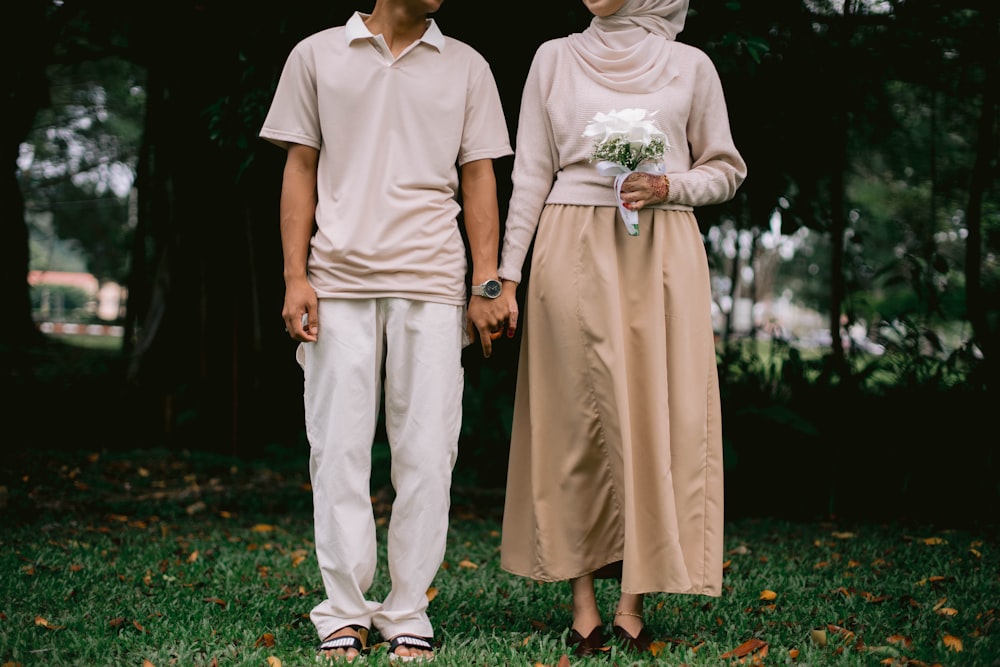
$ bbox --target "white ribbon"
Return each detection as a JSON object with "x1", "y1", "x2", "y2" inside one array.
[{"x1": 595, "y1": 161, "x2": 666, "y2": 236}]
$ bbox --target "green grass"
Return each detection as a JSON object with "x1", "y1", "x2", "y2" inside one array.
[
  {"x1": 1, "y1": 448, "x2": 997, "y2": 666},
  {"x1": 41, "y1": 333, "x2": 124, "y2": 351}
]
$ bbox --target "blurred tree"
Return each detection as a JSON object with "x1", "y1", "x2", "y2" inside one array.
[
  {"x1": 21, "y1": 57, "x2": 143, "y2": 286},
  {"x1": 2, "y1": 0, "x2": 996, "y2": 462}
]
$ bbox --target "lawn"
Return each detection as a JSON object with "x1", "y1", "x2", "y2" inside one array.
[{"x1": 1, "y1": 446, "x2": 997, "y2": 666}]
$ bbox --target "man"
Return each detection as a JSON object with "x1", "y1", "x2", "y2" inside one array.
[{"x1": 259, "y1": 1, "x2": 513, "y2": 662}]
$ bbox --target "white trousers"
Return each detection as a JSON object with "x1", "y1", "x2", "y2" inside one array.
[{"x1": 301, "y1": 297, "x2": 464, "y2": 641}]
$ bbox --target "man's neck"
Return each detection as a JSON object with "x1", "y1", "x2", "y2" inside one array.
[{"x1": 364, "y1": 3, "x2": 430, "y2": 57}]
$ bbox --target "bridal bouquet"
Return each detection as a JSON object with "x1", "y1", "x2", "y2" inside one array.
[{"x1": 584, "y1": 108, "x2": 670, "y2": 236}]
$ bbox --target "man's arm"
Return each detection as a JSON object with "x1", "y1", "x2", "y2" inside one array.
[
  {"x1": 281, "y1": 143, "x2": 320, "y2": 341},
  {"x1": 461, "y1": 158, "x2": 514, "y2": 358}
]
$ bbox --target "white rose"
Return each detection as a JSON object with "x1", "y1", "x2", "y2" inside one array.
[
  {"x1": 583, "y1": 108, "x2": 667, "y2": 149},
  {"x1": 582, "y1": 110, "x2": 621, "y2": 143}
]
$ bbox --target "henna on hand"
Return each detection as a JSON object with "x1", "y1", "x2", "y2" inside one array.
[{"x1": 650, "y1": 174, "x2": 670, "y2": 202}]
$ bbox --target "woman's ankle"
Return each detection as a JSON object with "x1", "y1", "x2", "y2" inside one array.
[{"x1": 570, "y1": 574, "x2": 602, "y2": 634}]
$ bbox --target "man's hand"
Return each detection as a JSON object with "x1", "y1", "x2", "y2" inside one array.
[
  {"x1": 282, "y1": 276, "x2": 318, "y2": 342},
  {"x1": 467, "y1": 281, "x2": 518, "y2": 358}
]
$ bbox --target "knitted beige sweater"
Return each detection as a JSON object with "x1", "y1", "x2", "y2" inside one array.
[{"x1": 498, "y1": 34, "x2": 747, "y2": 284}]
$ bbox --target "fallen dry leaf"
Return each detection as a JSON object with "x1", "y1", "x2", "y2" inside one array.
[
  {"x1": 426, "y1": 586, "x2": 438, "y2": 602},
  {"x1": 649, "y1": 640, "x2": 667, "y2": 657},
  {"x1": 185, "y1": 501, "x2": 207, "y2": 515},
  {"x1": 557, "y1": 655, "x2": 571, "y2": 667},
  {"x1": 458, "y1": 559, "x2": 479, "y2": 569},
  {"x1": 862, "y1": 645, "x2": 901, "y2": 658},
  {"x1": 922, "y1": 537, "x2": 946, "y2": 546},
  {"x1": 942, "y1": 634, "x2": 963, "y2": 651},
  {"x1": 252, "y1": 524, "x2": 275, "y2": 533},
  {"x1": 203, "y1": 597, "x2": 227, "y2": 607},
  {"x1": 266, "y1": 657, "x2": 282, "y2": 667},
  {"x1": 721, "y1": 637, "x2": 768, "y2": 661},
  {"x1": 759, "y1": 589, "x2": 777, "y2": 601},
  {"x1": 187, "y1": 550, "x2": 199, "y2": 563},
  {"x1": 811, "y1": 629, "x2": 827, "y2": 647},
  {"x1": 34, "y1": 616, "x2": 64, "y2": 630},
  {"x1": 142, "y1": 660, "x2": 155, "y2": 667},
  {"x1": 255, "y1": 633, "x2": 276, "y2": 648},
  {"x1": 826, "y1": 623, "x2": 855, "y2": 642}
]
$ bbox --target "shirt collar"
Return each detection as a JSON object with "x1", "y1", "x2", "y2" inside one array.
[{"x1": 345, "y1": 11, "x2": 445, "y2": 52}]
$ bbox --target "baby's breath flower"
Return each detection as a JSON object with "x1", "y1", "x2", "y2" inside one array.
[{"x1": 584, "y1": 108, "x2": 670, "y2": 171}]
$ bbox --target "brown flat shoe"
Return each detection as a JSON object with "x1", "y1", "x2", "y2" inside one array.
[
  {"x1": 612, "y1": 624, "x2": 652, "y2": 653},
  {"x1": 566, "y1": 626, "x2": 608, "y2": 657}
]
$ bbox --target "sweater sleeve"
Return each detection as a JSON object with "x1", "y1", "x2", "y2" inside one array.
[
  {"x1": 665, "y1": 48, "x2": 746, "y2": 207},
  {"x1": 498, "y1": 44, "x2": 560, "y2": 285}
]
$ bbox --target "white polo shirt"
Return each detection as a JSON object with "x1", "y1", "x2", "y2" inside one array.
[{"x1": 260, "y1": 13, "x2": 512, "y2": 305}]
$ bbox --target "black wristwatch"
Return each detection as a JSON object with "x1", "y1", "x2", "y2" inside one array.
[{"x1": 471, "y1": 279, "x2": 502, "y2": 299}]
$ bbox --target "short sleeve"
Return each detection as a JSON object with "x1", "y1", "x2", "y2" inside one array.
[
  {"x1": 458, "y1": 58, "x2": 512, "y2": 165},
  {"x1": 259, "y1": 44, "x2": 323, "y2": 151}
]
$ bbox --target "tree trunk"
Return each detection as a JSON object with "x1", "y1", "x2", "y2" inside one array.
[
  {"x1": 828, "y1": 160, "x2": 847, "y2": 369},
  {"x1": 964, "y1": 4, "x2": 999, "y2": 367},
  {"x1": 747, "y1": 228, "x2": 761, "y2": 341},
  {"x1": 0, "y1": 1, "x2": 52, "y2": 354},
  {"x1": 723, "y1": 232, "x2": 741, "y2": 346}
]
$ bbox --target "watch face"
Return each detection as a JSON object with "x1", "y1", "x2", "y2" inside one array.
[{"x1": 483, "y1": 279, "x2": 502, "y2": 298}]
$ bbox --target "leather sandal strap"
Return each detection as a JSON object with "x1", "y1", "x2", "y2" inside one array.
[
  {"x1": 318, "y1": 625, "x2": 369, "y2": 654},
  {"x1": 389, "y1": 635, "x2": 434, "y2": 652},
  {"x1": 317, "y1": 635, "x2": 364, "y2": 652}
]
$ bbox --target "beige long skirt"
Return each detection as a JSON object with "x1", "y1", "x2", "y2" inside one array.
[{"x1": 499, "y1": 204, "x2": 724, "y2": 596}]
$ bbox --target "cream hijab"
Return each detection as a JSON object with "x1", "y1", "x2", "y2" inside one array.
[{"x1": 567, "y1": 0, "x2": 689, "y2": 92}]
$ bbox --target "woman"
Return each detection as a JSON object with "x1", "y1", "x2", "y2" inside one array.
[{"x1": 496, "y1": 0, "x2": 747, "y2": 656}]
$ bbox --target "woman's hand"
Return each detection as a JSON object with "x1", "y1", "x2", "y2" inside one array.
[{"x1": 620, "y1": 172, "x2": 670, "y2": 210}]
